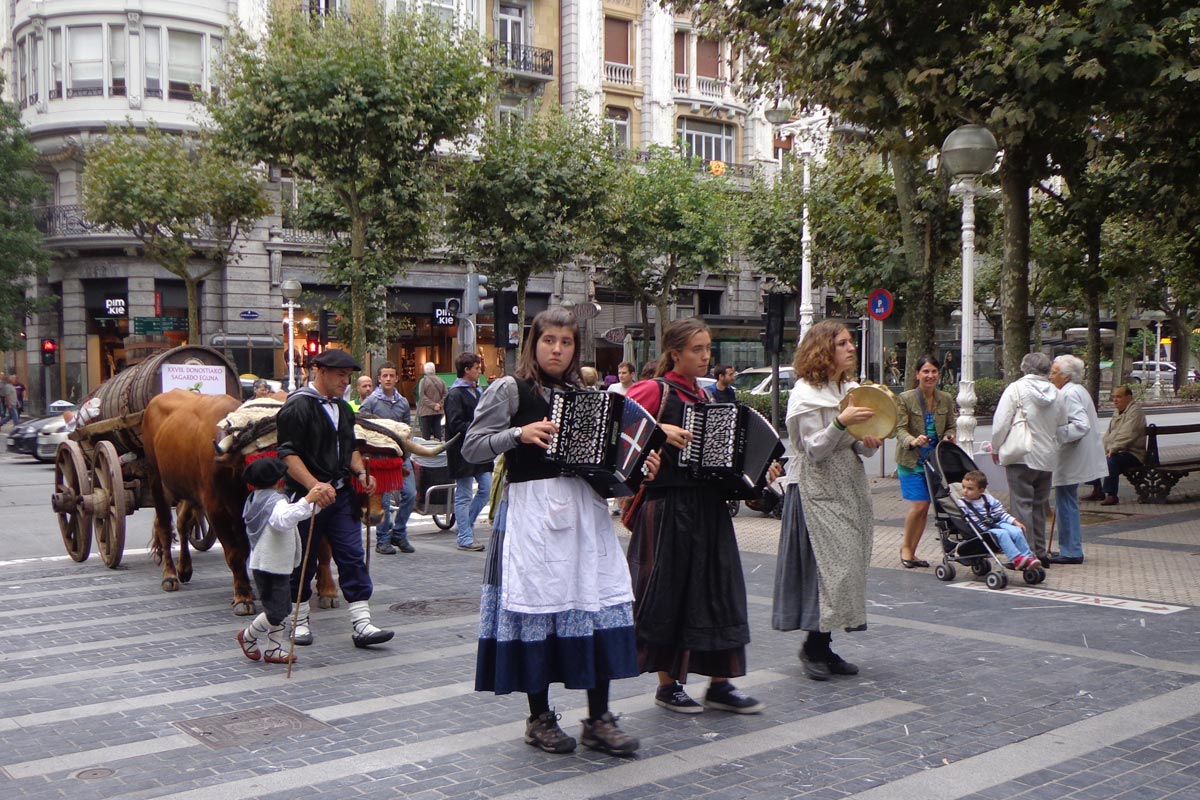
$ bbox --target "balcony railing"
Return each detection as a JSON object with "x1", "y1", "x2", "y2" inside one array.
[
  {"x1": 34, "y1": 205, "x2": 99, "y2": 237},
  {"x1": 604, "y1": 62, "x2": 634, "y2": 86},
  {"x1": 632, "y1": 152, "x2": 758, "y2": 180},
  {"x1": 697, "y1": 76, "x2": 725, "y2": 98},
  {"x1": 673, "y1": 73, "x2": 689, "y2": 93},
  {"x1": 489, "y1": 41, "x2": 554, "y2": 78}
]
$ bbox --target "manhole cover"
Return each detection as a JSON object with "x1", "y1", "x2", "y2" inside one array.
[
  {"x1": 389, "y1": 596, "x2": 479, "y2": 616},
  {"x1": 173, "y1": 703, "x2": 327, "y2": 750},
  {"x1": 74, "y1": 767, "x2": 115, "y2": 780}
]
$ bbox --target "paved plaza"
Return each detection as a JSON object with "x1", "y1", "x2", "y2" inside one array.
[{"x1": 1, "y1": 452, "x2": 1200, "y2": 799}]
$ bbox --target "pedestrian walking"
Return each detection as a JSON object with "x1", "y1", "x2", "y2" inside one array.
[
  {"x1": 359, "y1": 361, "x2": 416, "y2": 555},
  {"x1": 625, "y1": 317, "x2": 764, "y2": 716},
  {"x1": 465, "y1": 307, "x2": 648, "y2": 756},
  {"x1": 237, "y1": 457, "x2": 322, "y2": 665},
  {"x1": 773, "y1": 319, "x2": 882, "y2": 681},
  {"x1": 416, "y1": 362, "x2": 448, "y2": 439},
  {"x1": 275, "y1": 348, "x2": 394, "y2": 649},
  {"x1": 445, "y1": 352, "x2": 493, "y2": 551}
]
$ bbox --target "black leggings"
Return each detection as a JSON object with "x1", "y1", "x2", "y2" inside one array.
[
  {"x1": 252, "y1": 570, "x2": 292, "y2": 625},
  {"x1": 528, "y1": 682, "x2": 611, "y2": 721}
]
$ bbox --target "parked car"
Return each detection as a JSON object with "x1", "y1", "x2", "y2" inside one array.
[
  {"x1": 37, "y1": 415, "x2": 74, "y2": 463},
  {"x1": 239, "y1": 376, "x2": 283, "y2": 400},
  {"x1": 732, "y1": 366, "x2": 796, "y2": 396},
  {"x1": 1128, "y1": 361, "x2": 1179, "y2": 384},
  {"x1": 697, "y1": 376, "x2": 717, "y2": 392},
  {"x1": 6, "y1": 414, "x2": 62, "y2": 458}
]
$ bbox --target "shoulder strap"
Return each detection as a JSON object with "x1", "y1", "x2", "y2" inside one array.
[{"x1": 651, "y1": 378, "x2": 669, "y2": 421}]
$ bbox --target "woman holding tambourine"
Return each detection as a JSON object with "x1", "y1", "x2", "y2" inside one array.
[
  {"x1": 772, "y1": 320, "x2": 885, "y2": 682},
  {"x1": 893, "y1": 355, "x2": 957, "y2": 569}
]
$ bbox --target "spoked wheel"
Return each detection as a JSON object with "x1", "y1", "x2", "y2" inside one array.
[
  {"x1": 91, "y1": 441, "x2": 128, "y2": 568},
  {"x1": 52, "y1": 441, "x2": 93, "y2": 562},
  {"x1": 177, "y1": 501, "x2": 216, "y2": 551},
  {"x1": 985, "y1": 570, "x2": 1009, "y2": 590}
]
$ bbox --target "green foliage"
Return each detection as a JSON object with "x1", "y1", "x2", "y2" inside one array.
[
  {"x1": 1176, "y1": 382, "x2": 1200, "y2": 402},
  {"x1": 451, "y1": 103, "x2": 615, "y2": 331},
  {"x1": 594, "y1": 146, "x2": 737, "y2": 345},
  {"x1": 735, "y1": 389, "x2": 783, "y2": 423},
  {"x1": 0, "y1": 84, "x2": 52, "y2": 350},
  {"x1": 82, "y1": 123, "x2": 269, "y2": 342},
  {"x1": 207, "y1": 1, "x2": 492, "y2": 362},
  {"x1": 973, "y1": 377, "x2": 1005, "y2": 419}
]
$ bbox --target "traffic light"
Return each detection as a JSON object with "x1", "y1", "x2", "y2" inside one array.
[
  {"x1": 464, "y1": 272, "x2": 490, "y2": 315},
  {"x1": 41, "y1": 338, "x2": 57, "y2": 366},
  {"x1": 306, "y1": 330, "x2": 322, "y2": 357},
  {"x1": 763, "y1": 293, "x2": 786, "y2": 354},
  {"x1": 318, "y1": 308, "x2": 335, "y2": 346}
]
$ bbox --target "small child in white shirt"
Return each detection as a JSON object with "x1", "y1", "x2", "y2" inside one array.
[
  {"x1": 956, "y1": 470, "x2": 1041, "y2": 571},
  {"x1": 237, "y1": 457, "x2": 322, "y2": 664}
]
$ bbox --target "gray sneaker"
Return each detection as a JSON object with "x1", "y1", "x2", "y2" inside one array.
[
  {"x1": 375, "y1": 541, "x2": 397, "y2": 555},
  {"x1": 581, "y1": 712, "x2": 639, "y2": 756},
  {"x1": 525, "y1": 710, "x2": 576, "y2": 754}
]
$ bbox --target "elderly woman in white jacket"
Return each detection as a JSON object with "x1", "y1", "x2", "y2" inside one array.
[
  {"x1": 1048, "y1": 355, "x2": 1107, "y2": 564},
  {"x1": 991, "y1": 352, "x2": 1067, "y2": 563}
]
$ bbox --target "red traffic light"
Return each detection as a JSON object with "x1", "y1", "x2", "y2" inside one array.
[
  {"x1": 306, "y1": 331, "x2": 321, "y2": 355},
  {"x1": 41, "y1": 338, "x2": 57, "y2": 353}
]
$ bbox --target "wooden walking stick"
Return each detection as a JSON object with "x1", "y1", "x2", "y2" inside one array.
[
  {"x1": 286, "y1": 512, "x2": 319, "y2": 679},
  {"x1": 362, "y1": 457, "x2": 373, "y2": 570}
]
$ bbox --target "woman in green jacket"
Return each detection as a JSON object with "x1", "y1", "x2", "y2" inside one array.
[{"x1": 893, "y1": 356, "x2": 957, "y2": 568}]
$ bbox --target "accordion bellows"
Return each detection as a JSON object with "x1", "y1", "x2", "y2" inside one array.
[{"x1": 545, "y1": 390, "x2": 665, "y2": 498}]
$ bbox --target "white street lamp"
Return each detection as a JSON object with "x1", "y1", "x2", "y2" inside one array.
[
  {"x1": 281, "y1": 279, "x2": 303, "y2": 392},
  {"x1": 797, "y1": 140, "x2": 816, "y2": 340},
  {"x1": 1141, "y1": 310, "x2": 1168, "y2": 399},
  {"x1": 941, "y1": 124, "x2": 999, "y2": 455}
]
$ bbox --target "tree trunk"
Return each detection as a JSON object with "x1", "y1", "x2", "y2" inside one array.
[
  {"x1": 1000, "y1": 155, "x2": 1032, "y2": 382},
  {"x1": 1083, "y1": 221, "x2": 1103, "y2": 406},
  {"x1": 891, "y1": 151, "x2": 934, "y2": 378},
  {"x1": 350, "y1": 213, "x2": 368, "y2": 366},
  {"x1": 1111, "y1": 296, "x2": 1135, "y2": 392},
  {"x1": 185, "y1": 275, "x2": 201, "y2": 345},
  {"x1": 640, "y1": 300, "x2": 652, "y2": 366}
]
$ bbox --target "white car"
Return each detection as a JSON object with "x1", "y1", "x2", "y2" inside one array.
[
  {"x1": 1128, "y1": 361, "x2": 1178, "y2": 384},
  {"x1": 36, "y1": 415, "x2": 73, "y2": 463},
  {"x1": 732, "y1": 366, "x2": 795, "y2": 395}
]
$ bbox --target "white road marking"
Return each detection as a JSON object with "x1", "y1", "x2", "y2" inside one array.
[{"x1": 947, "y1": 582, "x2": 1189, "y2": 614}]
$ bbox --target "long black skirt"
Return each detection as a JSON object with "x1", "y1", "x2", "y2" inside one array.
[{"x1": 626, "y1": 487, "x2": 749, "y2": 681}]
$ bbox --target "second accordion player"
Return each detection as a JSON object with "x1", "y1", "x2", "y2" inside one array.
[
  {"x1": 679, "y1": 402, "x2": 785, "y2": 500},
  {"x1": 545, "y1": 389, "x2": 666, "y2": 498}
]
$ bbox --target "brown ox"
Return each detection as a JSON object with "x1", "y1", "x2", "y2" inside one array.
[{"x1": 143, "y1": 390, "x2": 337, "y2": 615}]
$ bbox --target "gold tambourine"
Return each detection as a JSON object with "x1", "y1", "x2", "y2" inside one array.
[{"x1": 837, "y1": 383, "x2": 898, "y2": 441}]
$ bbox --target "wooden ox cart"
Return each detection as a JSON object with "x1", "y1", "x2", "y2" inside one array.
[{"x1": 49, "y1": 346, "x2": 240, "y2": 567}]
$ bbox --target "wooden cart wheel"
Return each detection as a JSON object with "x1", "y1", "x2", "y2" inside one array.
[
  {"x1": 177, "y1": 501, "x2": 216, "y2": 551},
  {"x1": 53, "y1": 441, "x2": 93, "y2": 562},
  {"x1": 92, "y1": 441, "x2": 128, "y2": 568}
]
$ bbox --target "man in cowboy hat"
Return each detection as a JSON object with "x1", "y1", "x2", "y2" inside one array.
[{"x1": 275, "y1": 349, "x2": 394, "y2": 649}]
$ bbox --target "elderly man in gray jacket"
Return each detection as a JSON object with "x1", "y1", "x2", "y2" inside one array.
[
  {"x1": 991, "y1": 352, "x2": 1068, "y2": 564},
  {"x1": 1048, "y1": 355, "x2": 1107, "y2": 564}
]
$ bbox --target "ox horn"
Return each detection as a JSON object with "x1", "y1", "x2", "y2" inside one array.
[{"x1": 402, "y1": 432, "x2": 460, "y2": 458}]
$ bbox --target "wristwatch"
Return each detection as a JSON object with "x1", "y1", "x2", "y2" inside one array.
[{"x1": 509, "y1": 426, "x2": 522, "y2": 445}]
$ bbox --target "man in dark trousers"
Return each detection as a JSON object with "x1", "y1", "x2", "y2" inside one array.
[
  {"x1": 445, "y1": 352, "x2": 494, "y2": 551},
  {"x1": 276, "y1": 349, "x2": 394, "y2": 649}
]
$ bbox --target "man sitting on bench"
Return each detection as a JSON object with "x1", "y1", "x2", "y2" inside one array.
[{"x1": 1083, "y1": 385, "x2": 1145, "y2": 506}]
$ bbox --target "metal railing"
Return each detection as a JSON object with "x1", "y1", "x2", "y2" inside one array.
[
  {"x1": 488, "y1": 41, "x2": 554, "y2": 78},
  {"x1": 33, "y1": 205, "x2": 99, "y2": 237}
]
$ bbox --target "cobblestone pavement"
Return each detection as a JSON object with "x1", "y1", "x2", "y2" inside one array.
[{"x1": 2, "y1": 472, "x2": 1199, "y2": 799}]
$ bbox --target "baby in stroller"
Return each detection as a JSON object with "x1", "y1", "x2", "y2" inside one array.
[{"x1": 955, "y1": 470, "x2": 1041, "y2": 571}]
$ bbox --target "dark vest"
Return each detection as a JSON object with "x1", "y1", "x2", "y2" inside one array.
[{"x1": 505, "y1": 377, "x2": 565, "y2": 484}]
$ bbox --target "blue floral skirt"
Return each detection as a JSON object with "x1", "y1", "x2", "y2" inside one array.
[{"x1": 475, "y1": 499, "x2": 639, "y2": 695}]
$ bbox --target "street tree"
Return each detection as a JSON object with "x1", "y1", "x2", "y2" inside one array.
[
  {"x1": 593, "y1": 146, "x2": 737, "y2": 349},
  {"x1": 0, "y1": 81, "x2": 52, "y2": 350},
  {"x1": 207, "y1": 0, "x2": 491, "y2": 364},
  {"x1": 82, "y1": 124, "x2": 269, "y2": 343},
  {"x1": 451, "y1": 103, "x2": 615, "y2": 341}
]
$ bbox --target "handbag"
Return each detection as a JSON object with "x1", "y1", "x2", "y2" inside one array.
[
  {"x1": 997, "y1": 386, "x2": 1033, "y2": 464},
  {"x1": 620, "y1": 379, "x2": 669, "y2": 531}
]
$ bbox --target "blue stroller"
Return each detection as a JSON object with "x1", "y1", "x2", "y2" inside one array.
[{"x1": 924, "y1": 441, "x2": 1048, "y2": 590}]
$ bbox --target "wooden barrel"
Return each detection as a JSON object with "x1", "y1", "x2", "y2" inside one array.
[{"x1": 93, "y1": 345, "x2": 240, "y2": 454}]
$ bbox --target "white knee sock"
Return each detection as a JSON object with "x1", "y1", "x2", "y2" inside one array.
[
  {"x1": 349, "y1": 600, "x2": 384, "y2": 637},
  {"x1": 243, "y1": 612, "x2": 270, "y2": 643}
]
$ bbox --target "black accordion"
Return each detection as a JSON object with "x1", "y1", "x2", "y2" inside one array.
[
  {"x1": 679, "y1": 403, "x2": 785, "y2": 500},
  {"x1": 545, "y1": 390, "x2": 665, "y2": 498}
]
